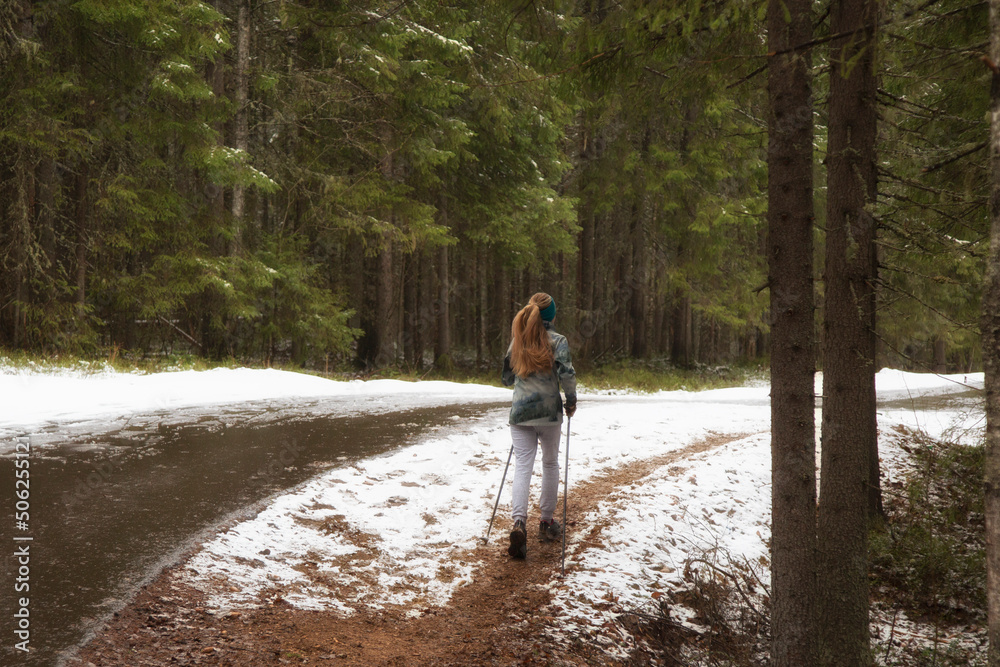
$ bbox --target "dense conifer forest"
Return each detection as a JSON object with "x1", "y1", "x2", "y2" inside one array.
[{"x1": 0, "y1": 1, "x2": 986, "y2": 371}]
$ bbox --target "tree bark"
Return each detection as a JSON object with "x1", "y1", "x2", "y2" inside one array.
[
  {"x1": 5, "y1": 149, "x2": 31, "y2": 347},
  {"x1": 630, "y1": 205, "x2": 648, "y2": 358},
  {"x1": 766, "y1": 0, "x2": 818, "y2": 664},
  {"x1": 36, "y1": 156, "x2": 55, "y2": 275},
  {"x1": 491, "y1": 260, "x2": 509, "y2": 357},
  {"x1": 983, "y1": 4, "x2": 1000, "y2": 664},
  {"x1": 435, "y1": 243, "x2": 451, "y2": 364},
  {"x1": 403, "y1": 252, "x2": 418, "y2": 367},
  {"x1": 579, "y1": 209, "x2": 596, "y2": 358},
  {"x1": 416, "y1": 247, "x2": 431, "y2": 366},
  {"x1": 231, "y1": 0, "x2": 250, "y2": 252},
  {"x1": 376, "y1": 240, "x2": 395, "y2": 365},
  {"x1": 933, "y1": 335, "x2": 948, "y2": 373},
  {"x1": 477, "y1": 245, "x2": 488, "y2": 367},
  {"x1": 74, "y1": 164, "x2": 89, "y2": 318},
  {"x1": 670, "y1": 292, "x2": 692, "y2": 367},
  {"x1": 818, "y1": 0, "x2": 879, "y2": 663},
  {"x1": 435, "y1": 194, "x2": 451, "y2": 366},
  {"x1": 207, "y1": 1, "x2": 226, "y2": 232}
]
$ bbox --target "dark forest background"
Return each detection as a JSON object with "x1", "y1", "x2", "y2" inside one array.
[{"x1": 0, "y1": 1, "x2": 985, "y2": 372}]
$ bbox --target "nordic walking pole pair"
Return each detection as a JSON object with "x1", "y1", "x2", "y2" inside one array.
[{"x1": 484, "y1": 416, "x2": 571, "y2": 576}]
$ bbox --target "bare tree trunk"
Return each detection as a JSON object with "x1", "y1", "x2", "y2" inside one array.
[
  {"x1": 652, "y1": 271, "x2": 666, "y2": 354},
  {"x1": 356, "y1": 251, "x2": 378, "y2": 367},
  {"x1": 435, "y1": 195, "x2": 451, "y2": 367},
  {"x1": 477, "y1": 245, "x2": 488, "y2": 368},
  {"x1": 630, "y1": 205, "x2": 648, "y2": 358},
  {"x1": 818, "y1": 0, "x2": 879, "y2": 663},
  {"x1": 416, "y1": 248, "x2": 430, "y2": 367},
  {"x1": 376, "y1": 241, "x2": 395, "y2": 365},
  {"x1": 984, "y1": 4, "x2": 1000, "y2": 664},
  {"x1": 670, "y1": 292, "x2": 692, "y2": 367},
  {"x1": 933, "y1": 335, "x2": 948, "y2": 372},
  {"x1": 74, "y1": 165, "x2": 89, "y2": 318},
  {"x1": 403, "y1": 252, "x2": 418, "y2": 367},
  {"x1": 5, "y1": 149, "x2": 31, "y2": 347},
  {"x1": 36, "y1": 156, "x2": 56, "y2": 275},
  {"x1": 767, "y1": 0, "x2": 817, "y2": 664},
  {"x1": 579, "y1": 210, "x2": 596, "y2": 358},
  {"x1": 231, "y1": 0, "x2": 250, "y2": 252},
  {"x1": 491, "y1": 261, "x2": 509, "y2": 356},
  {"x1": 207, "y1": 1, "x2": 226, "y2": 232}
]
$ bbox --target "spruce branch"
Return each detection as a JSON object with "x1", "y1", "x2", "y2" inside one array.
[
  {"x1": 920, "y1": 141, "x2": 987, "y2": 174},
  {"x1": 876, "y1": 279, "x2": 979, "y2": 333}
]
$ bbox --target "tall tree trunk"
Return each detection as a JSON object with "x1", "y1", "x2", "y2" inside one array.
[
  {"x1": 435, "y1": 243, "x2": 451, "y2": 364},
  {"x1": 767, "y1": 0, "x2": 817, "y2": 664},
  {"x1": 477, "y1": 245, "x2": 488, "y2": 367},
  {"x1": 376, "y1": 241, "x2": 395, "y2": 365},
  {"x1": 652, "y1": 271, "x2": 666, "y2": 354},
  {"x1": 579, "y1": 210, "x2": 596, "y2": 358},
  {"x1": 231, "y1": 0, "x2": 250, "y2": 252},
  {"x1": 630, "y1": 205, "x2": 648, "y2": 358},
  {"x1": 371, "y1": 126, "x2": 398, "y2": 368},
  {"x1": 74, "y1": 165, "x2": 89, "y2": 319},
  {"x1": 36, "y1": 156, "x2": 56, "y2": 278},
  {"x1": 207, "y1": 1, "x2": 226, "y2": 233},
  {"x1": 5, "y1": 149, "x2": 31, "y2": 348},
  {"x1": 416, "y1": 248, "x2": 431, "y2": 366},
  {"x1": 403, "y1": 252, "x2": 418, "y2": 367},
  {"x1": 983, "y1": 4, "x2": 1000, "y2": 663},
  {"x1": 435, "y1": 195, "x2": 451, "y2": 367},
  {"x1": 818, "y1": 0, "x2": 879, "y2": 663},
  {"x1": 670, "y1": 291, "x2": 692, "y2": 367},
  {"x1": 933, "y1": 335, "x2": 948, "y2": 372},
  {"x1": 492, "y1": 260, "x2": 508, "y2": 356},
  {"x1": 353, "y1": 235, "x2": 377, "y2": 368}
]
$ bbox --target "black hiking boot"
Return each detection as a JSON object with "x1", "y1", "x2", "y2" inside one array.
[
  {"x1": 538, "y1": 519, "x2": 562, "y2": 542},
  {"x1": 508, "y1": 520, "x2": 527, "y2": 559}
]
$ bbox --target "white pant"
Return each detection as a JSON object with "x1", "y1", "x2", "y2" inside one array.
[{"x1": 509, "y1": 424, "x2": 562, "y2": 524}]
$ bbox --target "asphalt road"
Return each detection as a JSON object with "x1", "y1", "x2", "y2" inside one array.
[{"x1": 0, "y1": 397, "x2": 506, "y2": 666}]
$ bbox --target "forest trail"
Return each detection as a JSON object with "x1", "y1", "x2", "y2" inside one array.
[{"x1": 72, "y1": 431, "x2": 752, "y2": 667}]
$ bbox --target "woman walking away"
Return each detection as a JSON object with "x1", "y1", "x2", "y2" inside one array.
[{"x1": 501, "y1": 292, "x2": 577, "y2": 559}]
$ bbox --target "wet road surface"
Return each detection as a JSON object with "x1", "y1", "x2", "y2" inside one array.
[{"x1": 0, "y1": 396, "x2": 506, "y2": 666}]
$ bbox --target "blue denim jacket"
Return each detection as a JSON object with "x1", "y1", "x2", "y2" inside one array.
[{"x1": 501, "y1": 322, "x2": 577, "y2": 426}]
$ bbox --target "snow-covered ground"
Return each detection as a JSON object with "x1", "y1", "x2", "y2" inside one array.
[
  {"x1": 1, "y1": 363, "x2": 986, "y2": 659},
  {"x1": 0, "y1": 364, "x2": 511, "y2": 442}
]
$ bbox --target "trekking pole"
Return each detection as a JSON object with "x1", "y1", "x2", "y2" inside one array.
[
  {"x1": 561, "y1": 415, "x2": 571, "y2": 576},
  {"x1": 483, "y1": 443, "x2": 515, "y2": 544}
]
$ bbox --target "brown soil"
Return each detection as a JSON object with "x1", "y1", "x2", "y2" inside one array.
[{"x1": 71, "y1": 432, "x2": 750, "y2": 667}]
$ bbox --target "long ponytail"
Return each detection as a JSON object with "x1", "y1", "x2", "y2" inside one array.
[{"x1": 510, "y1": 293, "x2": 554, "y2": 377}]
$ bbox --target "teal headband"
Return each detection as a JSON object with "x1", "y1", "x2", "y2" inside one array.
[{"x1": 539, "y1": 299, "x2": 556, "y2": 322}]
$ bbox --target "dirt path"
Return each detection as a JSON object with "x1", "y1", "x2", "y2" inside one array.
[{"x1": 71, "y1": 431, "x2": 751, "y2": 667}]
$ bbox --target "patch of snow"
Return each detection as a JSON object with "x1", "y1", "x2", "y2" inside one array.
[
  {"x1": 0, "y1": 366, "x2": 509, "y2": 447},
  {"x1": 0, "y1": 364, "x2": 985, "y2": 660}
]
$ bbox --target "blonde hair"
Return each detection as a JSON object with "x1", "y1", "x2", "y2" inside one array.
[{"x1": 510, "y1": 293, "x2": 554, "y2": 377}]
